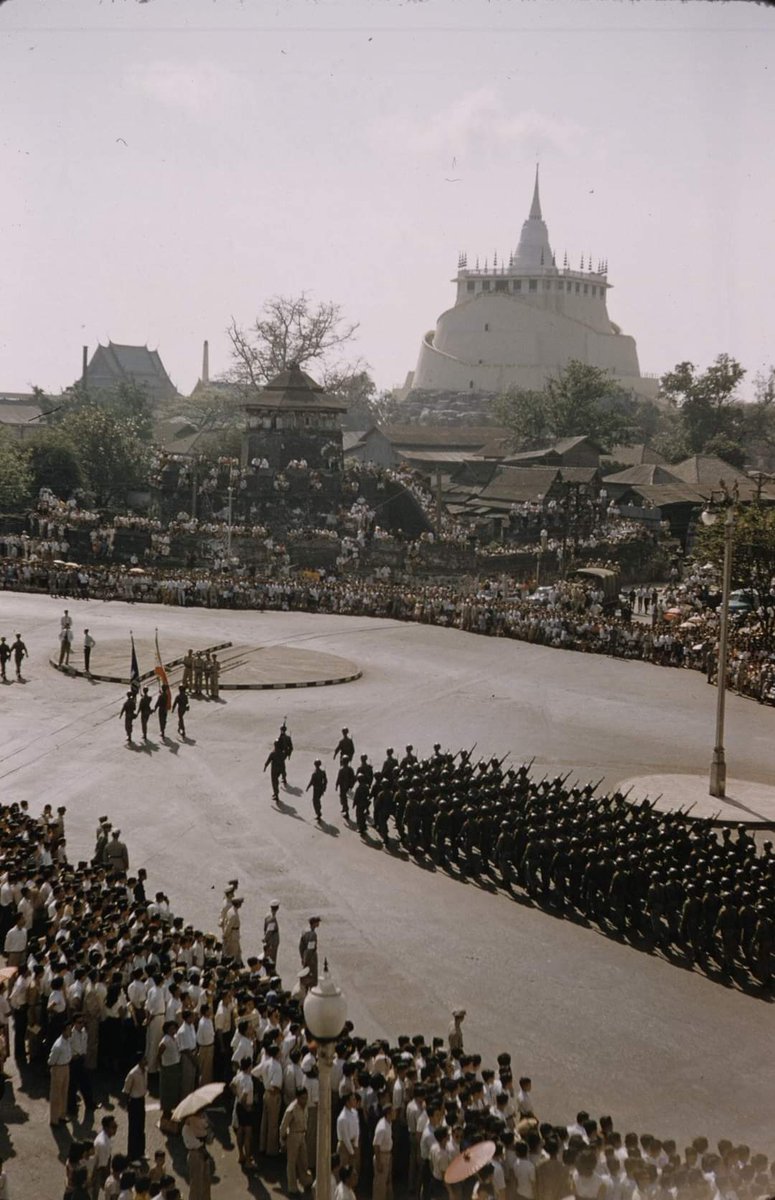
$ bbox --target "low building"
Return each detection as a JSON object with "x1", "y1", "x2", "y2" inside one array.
[{"x1": 345, "y1": 424, "x2": 509, "y2": 470}]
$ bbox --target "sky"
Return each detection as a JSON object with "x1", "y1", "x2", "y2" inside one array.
[{"x1": 1, "y1": 0, "x2": 774, "y2": 399}]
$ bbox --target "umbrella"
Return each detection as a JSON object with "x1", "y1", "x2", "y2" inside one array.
[
  {"x1": 445, "y1": 1140, "x2": 496, "y2": 1185},
  {"x1": 52, "y1": 559, "x2": 66, "y2": 567},
  {"x1": 65, "y1": 562, "x2": 80, "y2": 569},
  {"x1": 0, "y1": 966, "x2": 18, "y2": 984},
  {"x1": 128, "y1": 567, "x2": 146, "y2": 575},
  {"x1": 662, "y1": 607, "x2": 683, "y2": 622},
  {"x1": 171, "y1": 1083, "x2": 225, "y2": 1123}
]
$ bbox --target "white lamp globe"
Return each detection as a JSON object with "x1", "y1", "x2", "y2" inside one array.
[{"x1": 303, "y1": 964, "x2": 347, "y2": 1043}]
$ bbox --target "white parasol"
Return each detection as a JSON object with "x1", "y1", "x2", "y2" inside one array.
[{"x1": 171, "y1": 1082, "x2": 225, "y2": 1123}]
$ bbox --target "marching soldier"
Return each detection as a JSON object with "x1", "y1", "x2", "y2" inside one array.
[
  {"x1": 336, "y1": 756, "x2": 356, "y2": 819},
  {"x1": 306, "y1": 760, "x2": 328, "y2": 821},
  {"x1": 119, "y1": 691, "x2": 137, "y2": 744},
  {"x1": 264, "y1": 741, "x2": 286, "y2": 802},
  {"x1": 277, "y1": 722, "x2": 294, "y2": 785},
  {"x1": 137, "y1": 687, "x2": 154, "y2": 741},
  {"x1": 172, "y1": 684, "x2": 189, "y2": 737},
  {"x1": 333, "y1": 727, "x2": 355, "y2": 762}
]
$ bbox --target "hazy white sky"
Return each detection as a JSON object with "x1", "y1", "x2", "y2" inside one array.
[{"x1": 2, "y1": 0, "x2": 773, "y2": 398}]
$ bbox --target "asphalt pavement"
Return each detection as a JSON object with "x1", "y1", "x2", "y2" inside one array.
[{"x1": 0, "y1": 591, "x2": 773, "y2": 1194}]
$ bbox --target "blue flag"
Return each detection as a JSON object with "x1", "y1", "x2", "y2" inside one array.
[{"x1": 130, "y1": 634, "x2": 140, "y2": 690}]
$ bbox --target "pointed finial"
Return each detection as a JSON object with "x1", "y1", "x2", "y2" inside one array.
[
  {"x1": 580, "y1": 254, "x2": 585, "y2": 270},
  {"x1": 476, "y1": 255, "x2": 480, "y2": 270},
  {"x1": 484, "y1": 257, "x2": 489, "y2": 271},
  {"x1": 530, "y1": 164, "x2": 542, "y2": 219},
  {"x1": 493, "y1": 250, "x2": 498, "y2": 267},
  {"x1": 540, "y1": 248, "x2": 544, "y2": 266},
  {"x1": 552, "y1": 252, "x2": 556, "y2": 267}
]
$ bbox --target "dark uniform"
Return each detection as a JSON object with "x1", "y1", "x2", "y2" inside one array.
[
  {"x1": 119, "y1": 692, "x2": 136, "y2": 743},
  {"x1": 306, "y1": 761, "x2": 328, "y2": 820},
  {"x1": 277, "y1": 724, "x2": 293, "y2": 784},
  {"x1": 264, "y1": 743, "x2": 286, "y2": 801},
  {"x1": 333, "y1": 728, "x2": 355, "y2": 762},
  {"x1": 172, "y1": 685, "x2": 189, "y2": 736},
  {"x1": 336, "y1": 758, "x2": 356, "y2": 818},
  {"x1": 138, "y1": 688, "x2": 153, "y2": 741}
]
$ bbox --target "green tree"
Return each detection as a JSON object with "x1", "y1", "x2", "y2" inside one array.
[
  {"x1": 58, "y1": 405, "x2": 150, "y2": 507},
  {"x1": 52, "y1": 380, "x2": 155, "y2": 443},
  {"x1": 0, "y1": 431, "x2": 31, "y2": 511},
  {"x1": 27, "y1": 430, "x2": 83, "y2": 499},
  {"x1": 493, "y1": 360, "x2": 634, "y2": 450},
  {"x1": 659, "y1": 354, "x2": 745, "y2": 458},
  {"x1": 696, "y1": 500, "x2": 775, "y2": 648}
]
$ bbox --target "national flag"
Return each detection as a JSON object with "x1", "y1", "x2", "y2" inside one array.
[
  {"x1": 130, "y1": 633, "x2": 140, "y2": 689},
  {"x1": 154, "y1": 629, "x2": 172, "y2": 709}
]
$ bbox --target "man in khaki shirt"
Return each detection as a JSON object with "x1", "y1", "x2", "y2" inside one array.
[{"x1": 280, "y1": 1087, "x2": 311, "y2": 1195}]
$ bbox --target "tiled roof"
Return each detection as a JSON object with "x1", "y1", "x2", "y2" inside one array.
[
  {"x1": 245, "y1": 364, "x2": 346, "y2": 412},
  {"x1": 379, "y1": 424, "x2": 508, "y2": 448}
]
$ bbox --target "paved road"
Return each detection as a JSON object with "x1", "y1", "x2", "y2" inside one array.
[{"x1": 1, "y1": 593, "x2": 773, "y2": 1170}]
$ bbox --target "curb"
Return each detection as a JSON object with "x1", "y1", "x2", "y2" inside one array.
[
  {"x1": 220, "y1": 670, "x2": 362, "y2": 691},
  {"x1": 49, "y1": 641, "x2": 233, "y2": 685}
]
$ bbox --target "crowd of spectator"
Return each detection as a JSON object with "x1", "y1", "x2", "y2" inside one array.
[
  {"x1": 1, "y1": 783, "x2": 772, "y2": 1200},
  {"x1": 2, "y1": 560, "x2": 773, "y2": 706}
]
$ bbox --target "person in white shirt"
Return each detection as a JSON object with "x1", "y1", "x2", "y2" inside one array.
[
  {"x1": 47, "y1": 1023, "x2": 72, "y2": 1125},
  {"x1": 176, "y1": 1010, "x2": 198, "y2": 1097},
  {"x1": 231, "y1": 1056, "x2": 256, "y2": 1168},
  {"x1": 517, "y1": 1077, "x2": 535, "y2": 1119},
  {"x1": 158, "y1": 1021, "x2": 182, "y2": 1122},
  {"x1": 513, "y1": 1141, "x2": 537, "y2": 1200},
  {"x1": 256, "y1": 1044, "x2": 283, "y2": 1155},
  {"x1": 196, "y1": 1004, "x2": 215, "y2": 1084},
  {"x1": 3, "y1": 916, "x2": 27, "y2": 968},
  {"x1": 122, "y1": 1053, "x2": 148, "y2": 1163},
  {"x1": 373, "y1": 1105, "x2": 394, "y2": 1200},
  {"x1": 336, "y1": 1092, "x2": 361, "y2": 1186},
  {"x1": 144, "y1": 976, "x2": 166, "y2": 1072},
  {"x1": 93, "y1": 1114, "x2": 117, "y2": 1195},
  {"x1": 334, "y1": 1163, "x2": 357, "y2": 1200},
  {"x1": 231, "y1": 1019, "x2": 254, "y2": 1070}
]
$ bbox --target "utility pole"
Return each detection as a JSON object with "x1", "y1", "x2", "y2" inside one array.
[
  {"x1": 226, "y1": 485, "x2": 234, "y2": 558},
  {"x1": 435, "y1": 468, "x2": 443, "y2": 537},
  {"x1": 81, "y1": 346, "x2": 88, "y2": 396},
  {"x1": 191, "y1": 465, "x2": 197, "y2": 519}
]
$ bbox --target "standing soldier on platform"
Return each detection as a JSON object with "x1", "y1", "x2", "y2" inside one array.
[
  {"x1": 210, "y1": 654, "x2": 220, "y2": 700},
  {"x1": 193, "y1": 652, "x2": 204, "y2": 698},
  {"x1": 203, "y1": 651, "x2": 213, "y2": 698},
  {"x1": 181, "y1": 650, "x2": 194, "y2": 690},
  {"x1": 306, "y1": 760, "x2": 328, "y2": 821},
  {"x1": 83, "y1": 629, "x2": 95, "y2": 676}
]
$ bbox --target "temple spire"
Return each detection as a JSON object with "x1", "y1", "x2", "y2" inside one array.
[{"x1": 529, "y1": 164, "x2": 542, "y2": 220}]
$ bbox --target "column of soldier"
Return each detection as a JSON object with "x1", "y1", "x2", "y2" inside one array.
[
  {"x1": 265, "y1": 730, "x2": 773, "y2": 991},
  {"x1": 1, "y1": 799, "x2": 774, "y2": 1200}
]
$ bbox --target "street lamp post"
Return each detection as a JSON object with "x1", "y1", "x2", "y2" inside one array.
[
  {"x1": 226, "y1": 485, "x2": 234, "y2": 559},
  {"x1": 303, "y1": 964, "x2": 347, "y2": 1200},
  {"x1": 701, "y1": 504, "x2": 735, "y2": 798}
]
